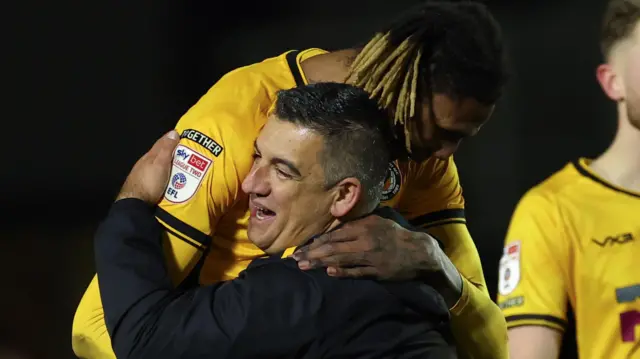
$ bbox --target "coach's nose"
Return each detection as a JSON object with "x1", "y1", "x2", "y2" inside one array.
[{"x1": 241, "y1": 161, "x2": 271, "y2": 196}]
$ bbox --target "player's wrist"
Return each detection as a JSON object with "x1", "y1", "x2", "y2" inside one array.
[
  {"x1": 115, "y1": 190, "x2": 157, "y2": 205},
  {"x1": 112, "y1": 196, "x2": 154, "y2": 210},
  {"x1": 411, "y1": 232, "x2": 463, "y2": 308}
]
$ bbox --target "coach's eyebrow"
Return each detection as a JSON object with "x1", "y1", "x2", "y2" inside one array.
[{"x1": 253, "y1": 141, "x2": 302, "y2": 177}]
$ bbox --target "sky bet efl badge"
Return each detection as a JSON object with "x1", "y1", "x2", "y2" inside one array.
[
  {"x1": 165, "y1": 145, "x2": 212, "y2": 203},
  {"x1": 498, "y1": 241, "x2": 521, "y2": 296}
]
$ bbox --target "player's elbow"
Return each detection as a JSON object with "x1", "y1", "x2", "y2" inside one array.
[
  {"x1": 71, "y1": 310, "x2": 108, "y2": 359},
  {"x1": 507, "y1": 326, "x2": 562, "y2": 359},
  {"x1": 71, "y1": 330, "x2": 90, "y2": 359},
  {"x1": 71, "y1": 313, "x2": 113, "y2": 359}
]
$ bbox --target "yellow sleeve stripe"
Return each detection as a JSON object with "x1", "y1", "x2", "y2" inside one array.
[
  {"x1": 505, "y1": 314, "x2": 567, "y2": 332},
  {"x1": 409, "y1": 208, "x2": 466, "y2": 229},
  {"x1": 155, "y1": 207, "x2": 210, "y2": 250}
]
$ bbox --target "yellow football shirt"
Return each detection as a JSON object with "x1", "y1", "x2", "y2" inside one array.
[
  {"x1": 155, "y1": 50, "x2": 466, "y2": 284},
  {"x1": 72, "y1": 48, "x2": 482, "y2": 359},
  {"x1": 498, "y1": 158, "x2": 640, "y2": 359}
]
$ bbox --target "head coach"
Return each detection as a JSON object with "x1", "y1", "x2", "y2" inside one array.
[{"x1": 94, "y1": 83, "x2": 457, "y2": 359}]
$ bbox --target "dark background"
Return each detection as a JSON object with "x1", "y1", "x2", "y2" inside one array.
[{"x1": 2, "y1": 0, "x2": 611, "y2": 358}]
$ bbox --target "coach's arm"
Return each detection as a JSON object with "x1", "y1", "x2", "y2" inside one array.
[
  {"x1": 94, "y1": 198, "x2": 267, "y2": 359},
  {"x1": 91, "y1": 132, "x2": 297, "y2": 359}
]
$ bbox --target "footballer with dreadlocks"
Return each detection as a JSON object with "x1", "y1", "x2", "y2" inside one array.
[{"x1": 73, "y1": 2, "x2": 509, "y2": 358}]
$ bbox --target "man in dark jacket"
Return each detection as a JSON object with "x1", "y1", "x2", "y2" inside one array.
[{"x1": 95, "y1": 83, "x2": 457, "y2": 359}]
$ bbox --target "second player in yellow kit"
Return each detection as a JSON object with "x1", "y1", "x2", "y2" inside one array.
[
  {"x1": 500, "y1": 1, "x2": 640, "y2": 358},
  {"x1": 73, "y1": 2, "x2": 510, "y2": 359},
  {"x1": 498, "y1": 159, "x2": 640, "y2": 359}
]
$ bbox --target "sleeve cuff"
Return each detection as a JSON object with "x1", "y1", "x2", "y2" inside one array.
[
  {"x1": 449, "y1": 275, "x2": 471, "y2": 315},
  {"x1": 505, "y1": 314, "x2": 567, "y2": 331},
  {"x1": 409, "y1": 208, "x2": 466, "y2": 229}
]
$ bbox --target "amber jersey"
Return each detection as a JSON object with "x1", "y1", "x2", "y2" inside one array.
[
  {"x1": 72, "y1": 49, "x2": 488, "y2": 359},
  {"x1": 156, "y1": 49, "x2": 466, "y2": 283},
  {"x1": 497, "y1": 158, "x2": 640, "y2": 359}
]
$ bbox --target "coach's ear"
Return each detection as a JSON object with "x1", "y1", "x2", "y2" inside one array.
[
  {"x1": 330, "y1": 177, "x2": 361, "y2": 218},
  {"x1": 596, "y1": 63, "x2": 625, "y2": 101}
]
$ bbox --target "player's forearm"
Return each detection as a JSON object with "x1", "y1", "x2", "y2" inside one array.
[
  {"x1": 450, "y1": 277, "x2": 509, "y2": 359},
  {"x1": 417, "y1": 240, "x2": 507, "y2": 359},
  {"x1": 422, "y1": 240, "x2": 464, "y2": 308},
  {"x1": 423, "y1": 223, "x2": 507, "y2": 358}
]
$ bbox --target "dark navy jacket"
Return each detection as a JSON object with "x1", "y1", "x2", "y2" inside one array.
[{"x1": 94, "y1": 198, "x2": 456, "y2": 359}]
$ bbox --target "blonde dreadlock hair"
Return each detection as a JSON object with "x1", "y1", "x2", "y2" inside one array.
[
  {"x1": 346, "y1": 1, "x2": 508, "y2": 155},
  {"x1": 347, "y1": 33, "x2": 422, "y2": 152}
]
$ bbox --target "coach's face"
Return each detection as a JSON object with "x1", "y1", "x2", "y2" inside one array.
[
  {"x1": 407, "y1": 94, "x2": 494, "y2": 162},
  {"x1": 241, "y1": 116, "x2": 340, "y2": 254}
]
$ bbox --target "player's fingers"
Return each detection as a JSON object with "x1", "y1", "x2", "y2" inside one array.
[
  {"x1": 295, "y1": 227, "x2": 355, "y2": 255},
  {"x1": 294, "y1": 239, "x2": 364, "y2": 265},
  {"x1": 326, "y1": 266, "x2": 378, "y2": 278},
  {"x1": 311, "y1": 240, "x2": 364, "y2": 259},
  {"x1": 153, "y1": 130, "x2": 180, "y2": 161},
  {"x1": 302, "y1": 252, "x2": 369, "y2": 269}
]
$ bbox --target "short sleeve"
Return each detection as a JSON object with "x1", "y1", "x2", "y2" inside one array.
[
  {"x1": 497, "y1": 190, "x2": 571, "y2": 332},
  {"x1": 155, "y1": 68, "x2": 271, "y2": 281}
]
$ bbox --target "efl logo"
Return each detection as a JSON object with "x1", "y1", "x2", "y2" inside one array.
[
  {"x1": 188, "y1": 153, "x2": 208, "y2": 171},
  {"x1": 165, "y1": 145, "x2": 213, "y2": 204}
]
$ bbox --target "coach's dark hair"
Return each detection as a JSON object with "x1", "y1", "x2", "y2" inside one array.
[
  {"x1": 600, "y1": 0, "x2": 640, "y2": 58},
  {"x1": 274, "y1": 83, "x2": 392, "y2": 207},
  {"x1": 346, "y1": 1, "x2": 508, "y2": 152}
]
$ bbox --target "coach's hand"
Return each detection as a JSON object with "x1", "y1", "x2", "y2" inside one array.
[
  {"x1": 116, "y1": 130, "x2": 180, "y2": 205},
  {"x1": 292, "y1": 214, "x2": 463, "y2": 307}
]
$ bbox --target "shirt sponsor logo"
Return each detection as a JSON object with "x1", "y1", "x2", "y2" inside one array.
[
  {"x1": 165, "y1": 145, "x2": 212, "y2": 204},
  {"x1": 181, "y1": 129, "x2": 223, "y2": 157},
  {"x1": 592, "y1": 232, "x2": 634, "y2": 247}
]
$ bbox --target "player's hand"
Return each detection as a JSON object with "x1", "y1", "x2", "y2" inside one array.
[
  {"x1": 116, "y1": 130, "x2": 180, "y2": 205},
  {"x1": 292, "y1": 214, "x2": 442, "y2": 280}
]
